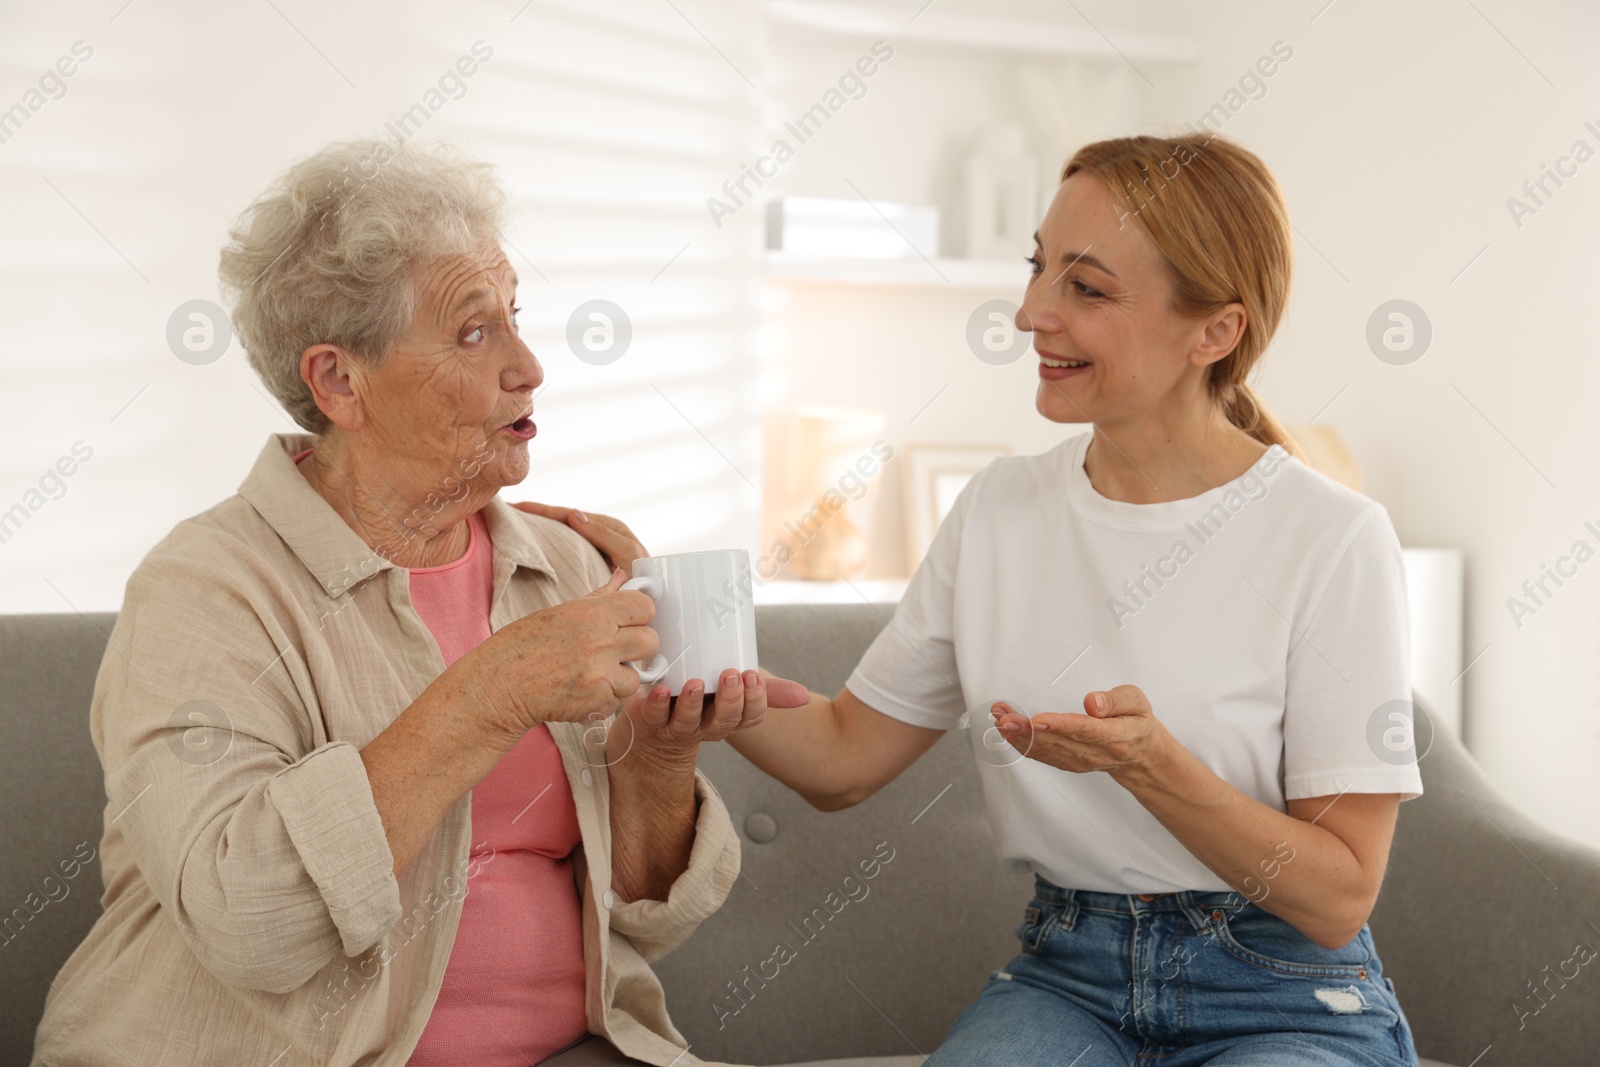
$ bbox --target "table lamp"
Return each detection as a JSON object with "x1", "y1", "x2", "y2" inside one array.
[{"x1": 782, "y1": 405, "x2": 886, "y2": 580}]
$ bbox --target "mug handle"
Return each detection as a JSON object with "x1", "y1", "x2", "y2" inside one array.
[{"x1": 620, "y1": 575, "x2": 669, "y2": 685}]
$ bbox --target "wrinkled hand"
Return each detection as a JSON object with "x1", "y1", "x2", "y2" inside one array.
[
  {"x1": 990, "y1": 684, "x2": 1166, "y2": 778},
  {"x1": 605, "y1": 668, "x2": 775, "y2": 769},
  {"x1": 465, "y1": 567, "x2": 658, "y2": 741},
  {"x1": 513, "y1": 502, "x2": 648, "y2": 578}
]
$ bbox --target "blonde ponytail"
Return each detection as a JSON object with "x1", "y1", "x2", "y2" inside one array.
[{"x1": 1220, "y1": 382, "x2": 1306, "y2": 462}]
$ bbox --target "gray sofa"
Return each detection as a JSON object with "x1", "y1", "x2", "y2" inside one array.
[{"x1": 3, "y1": 605, "x2": 1598, "y2": 1067}]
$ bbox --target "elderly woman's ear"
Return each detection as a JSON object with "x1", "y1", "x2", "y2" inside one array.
[
  {"x1": 513, "y1": 501, "x2": 648, "y2": 578},
  {"x1": 298, "y1": 343, "x2": 369, "y2": 432}
]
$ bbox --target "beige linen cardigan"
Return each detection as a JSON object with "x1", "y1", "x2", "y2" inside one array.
[{"x1": 32, "y1": 433, "x2": 741, "y2": 1067}]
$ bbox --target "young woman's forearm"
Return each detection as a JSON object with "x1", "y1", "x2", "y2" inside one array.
[
  {"x1": 729, "y1": 684, "x2": 947, "y2": 810},
  {"x1": 724, "y1": 690, "x2": 857, "y2": 808},
  {"x1": 1112, "y1": 733, "x2": 1394, "y2": 949}
]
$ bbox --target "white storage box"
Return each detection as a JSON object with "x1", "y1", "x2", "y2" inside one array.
[{"x1": 766, "y1": 196, "x2": 940, "y2": 259}]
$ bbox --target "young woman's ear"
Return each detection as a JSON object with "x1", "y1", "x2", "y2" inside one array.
[{"x1": 1193, "y1": 303, "x2": 1248, "y2": 370}]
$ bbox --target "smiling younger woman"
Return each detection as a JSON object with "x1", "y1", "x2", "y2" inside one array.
[{"x1": 710, "y1": 134, "x2": 1426, "y2": 1065}]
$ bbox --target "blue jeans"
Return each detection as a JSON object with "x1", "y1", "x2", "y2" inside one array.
[{"x1": 927, "y1": 877, "x2": 1419, "y2": 1067}]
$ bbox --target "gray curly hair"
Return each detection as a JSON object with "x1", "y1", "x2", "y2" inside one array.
[{"x1": 218, "y1": 139, "x2": 509, "y2": 434}]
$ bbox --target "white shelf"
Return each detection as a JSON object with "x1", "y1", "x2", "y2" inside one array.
[
  {"x1": 754, "y1": 578, "x2": 908, "y2": 605},
  {"x1": 768, "y1": 0, "x2": 1198, "y2": 62},
  {"x1": 764, "y1": 252, "x2": 1027, "y2": 289}
]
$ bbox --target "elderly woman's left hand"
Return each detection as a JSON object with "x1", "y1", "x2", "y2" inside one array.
[
  {"x1": 513, "y1": 502, "x2": 648, "y2": 578},
  {"x1": 990, "y1": 684, "x2": 1170, "y2": 779},
  {"x1": 605, "y1": 669, "x2": 771, "y2": 768}
]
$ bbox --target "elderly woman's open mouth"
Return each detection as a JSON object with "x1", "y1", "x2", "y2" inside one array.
[{"x1": 503, "y1": 410, "x2": 537, "y2": 440}]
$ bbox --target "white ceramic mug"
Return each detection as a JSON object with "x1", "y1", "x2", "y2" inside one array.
[{"x1": 621, "y1": 549, "x2": 760, "y2": 692}]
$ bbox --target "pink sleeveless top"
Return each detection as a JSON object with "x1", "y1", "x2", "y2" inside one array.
[{"x1": 292, "y1": 450, "x2": 589, "y2": 1065}]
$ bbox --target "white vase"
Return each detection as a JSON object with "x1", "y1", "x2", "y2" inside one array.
[{"x1": 964, "y1": 126, "x2": 1038, "y2": 261}]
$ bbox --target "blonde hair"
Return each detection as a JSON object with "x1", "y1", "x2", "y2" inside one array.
[
  {"x1": 219, "y1": 139, "x2": 508, "y2": 434},
  {"x1": 1062, "y1": 134, "x2": 1303, "y2": 459}
]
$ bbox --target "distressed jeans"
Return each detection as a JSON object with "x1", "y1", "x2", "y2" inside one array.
[{"x1": 926, "y1": 877, "x2": 1420, "y2": 1066}]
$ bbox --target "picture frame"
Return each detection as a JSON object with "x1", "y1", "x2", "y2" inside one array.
[{"x1": 902, "y1": 442, "x2": 1012, "y2": 568}]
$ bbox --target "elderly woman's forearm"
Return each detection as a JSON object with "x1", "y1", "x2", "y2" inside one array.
[
  {"x1": 359, "y1": 577, "x2": 658, "y2": 878},
  {"x1": 608, "y1": 755, "x2": 698, "y2": 902},
  {"x1": 361, "y1": 668, "x2": 522, "y2": 877}
]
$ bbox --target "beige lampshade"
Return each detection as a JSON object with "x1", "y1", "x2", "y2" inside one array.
[
  {"x1": 784, "y1": 405, "x2": 887, "y2": 496},
  {"x1": 777, "y1": 406, "x2": 886, "y2": 581}
]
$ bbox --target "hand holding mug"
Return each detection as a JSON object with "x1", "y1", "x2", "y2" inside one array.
[
  {"x1": 606, "y1": 668, "x2": 777, "y2": 767},
  {"x1": 463, "y1": 568, "x2": 658, "y2": 741}
]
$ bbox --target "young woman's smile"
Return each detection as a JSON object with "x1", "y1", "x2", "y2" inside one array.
[{"x1": 1036, "y1": 350, "x2": 1091, "y2": 380}]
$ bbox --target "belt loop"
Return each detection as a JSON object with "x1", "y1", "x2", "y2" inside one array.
[
  {"x1": 1176, "y1": 892, "x2": 1213, "y2": 934},
  {"x1": 1059, "y1": 887, "x2": 1080, "y2": 930}
]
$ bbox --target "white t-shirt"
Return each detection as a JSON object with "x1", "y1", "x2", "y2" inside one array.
[{"x1": 847, "y1": 431, "x2": 1423, "y2": 894}]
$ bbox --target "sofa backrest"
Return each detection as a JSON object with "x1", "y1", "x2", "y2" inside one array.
[
  {"x1": 1365, "y1": 707, "x2": 1600, "y2": 1067},
  {"x1": 4, "y1": 606, "x2": 1600, "y2": 1067},
  {"x1": 0, "y1": 613, "x2": 114, "y2": 1067}
]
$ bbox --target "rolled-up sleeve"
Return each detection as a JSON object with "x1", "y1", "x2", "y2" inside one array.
[
  {"x1": 606, "y1": 769, "x2": 739, "y2": 962},
  {"x1": 268, "y1": 743, "x2": 401, "y2": 956},
  {"x1": 100, "y1": 547, "x2": 400, "y2": 995}
]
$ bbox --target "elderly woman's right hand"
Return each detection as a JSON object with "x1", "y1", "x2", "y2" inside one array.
[{"x1": 464, "y1": 567, "x2": 658, "y2": 738}]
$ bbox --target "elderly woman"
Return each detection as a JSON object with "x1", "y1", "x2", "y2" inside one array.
[{"x1": 33, "y1": 141, "x2": 790, "y2": 1067}]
